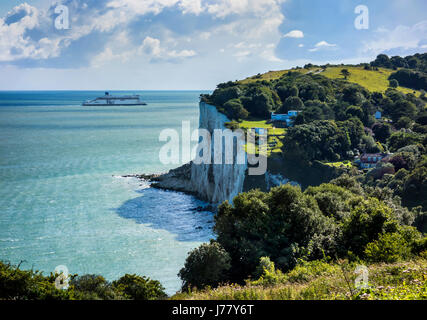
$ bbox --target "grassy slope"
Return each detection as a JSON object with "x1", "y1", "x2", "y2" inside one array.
[
  {"x1": 238, "y1": 120, "x2": 285, "y2": 156},
  {"x1": 173, "y1": 258, "x2": 427, "y2": 300},
  {"x1": 239, "y1": 66, "x2": 421, "y2": 96}
]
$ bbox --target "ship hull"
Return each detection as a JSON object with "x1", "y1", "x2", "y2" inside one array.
[{"x1": 82, "y1": 103, "x2": 147, "y2": 106}]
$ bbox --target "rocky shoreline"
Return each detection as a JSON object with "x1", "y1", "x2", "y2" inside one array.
[{"x1": 122, "y1": 166, "x2": 217, "y2": 212}]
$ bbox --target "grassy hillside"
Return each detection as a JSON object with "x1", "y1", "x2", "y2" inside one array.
[
  {"x1": 239, "y1": 65, "x2": 422, "y2": 96},
  {"x1": 173, "y1": 257, "x2": 427, "y2": 300},
  {"x1": 322, "y1": 66, "x2": 421, "y2": 96}
]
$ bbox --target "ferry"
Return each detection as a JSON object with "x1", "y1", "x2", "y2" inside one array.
[{"x1": 82, "y1": 92, "x2": 147, "y2": 106}]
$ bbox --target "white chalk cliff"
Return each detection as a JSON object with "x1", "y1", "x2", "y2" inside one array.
[{"x1": 152, "y1": 102, "x2": 248, "y2": 204}]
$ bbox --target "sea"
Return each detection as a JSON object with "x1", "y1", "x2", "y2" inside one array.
[{"x1": 0, "y1": 90, "x2": 214, "y2": 295}]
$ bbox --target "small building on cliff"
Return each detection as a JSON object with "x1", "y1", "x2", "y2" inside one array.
[
  {"x1": 271, "y1": 110, "x2": 301, "y2": 127},
  {"x1": 355, "y1": 153, "x2": 392, "y2": 169}
]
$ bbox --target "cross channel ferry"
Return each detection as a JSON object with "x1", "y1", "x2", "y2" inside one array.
[{"x1": 82, "y1": 92, "x2": 147, "y2": 106}]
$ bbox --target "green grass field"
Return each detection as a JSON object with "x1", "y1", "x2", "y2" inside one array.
[
  {"x1": 321, "y1": 66, "x2": 421, "y2": 96},
  {"x1": 172, "y1": 257, "x2": 427, "y2": 300},
  {"x1": 238, "y1": 65, "x2": 421, "y2": 96}
]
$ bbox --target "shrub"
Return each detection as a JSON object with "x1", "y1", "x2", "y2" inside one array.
[
  {"x1": 71, "y1": 274, "x2": 118, "y2": 300},
  {"x1": 223, "y1": 98, "x2": 249, "y2": 120},
  {"x1": 342, "y1": 198, "x2": 400, "y2": 256},
  {"x1": 112, "y1": 274, "x2": 167, "y2": 300},
  {"x1": 364, "y1": 233, "x2": 410, "y2": 263},
  {"x1": 251, "y1": 257, "x2": 286, "y2": 286},
  {"x1": 0, "y1": 261, "x2": 75, "y2": 300},
  {"x1": 178, "y1": 241, "x2": 231, "y2": 290},
  {"x1": 389, "y1": 79, "x2": 399, "y2": 88}
]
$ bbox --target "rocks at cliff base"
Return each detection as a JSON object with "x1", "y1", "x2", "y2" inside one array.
[{"x1": 121, "y1": 173, "x2": 163, "y2": 181}]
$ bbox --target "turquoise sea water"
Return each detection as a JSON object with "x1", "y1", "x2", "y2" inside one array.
[{"x1": 0, "y1": 91, "x2": 213, "y2": 295}]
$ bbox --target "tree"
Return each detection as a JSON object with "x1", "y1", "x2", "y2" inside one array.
[
  {"x1": 178, "y1": 241, "x2": 231, "y2": 290},
  {"x1": 71, "y1": 274, "x2": 117, "y2": 300},
  {"x1": 372, "y1": 122, "x2": 392, "y2": 144},
  {"x1": 282, "y1": 120, "x2": 351, "y2": 162},
  {"x1": 214, "y1": 186, "x2": 336, "y2": 280},
  {"x1": 112, "y1": 274, "x2": 167, "y2": 300},
  {"x1": 389, "y1": 99, "x2": 417, "y2": 122},
  {"x1": 278, "y1": 96, "x2": 304, "y2": 114},
  {"x1": 389, "y1": 79, "x2": 399, "y2": 88},
  {"x1": 342, "y1": 198, "x2": 400, "y2": 256},
  {"x1": 395, "y1": 116, "x2": 413, "y2": 130},
  {"x1": 210, "y1": 86, "x2": 241, "y2": 106},
  {"x1": 223, "y1": 98, "x2": 249, "y2": 120},
  {"x1": 387, "y1": 131, "x2": 423, "y2": 152},
  {"x1": 371, "y1": 54, "x2": 392, "y2": 68},
  {"x1": 342, "y1": 85, "x2": 366, "y2": 105},
  {"x1": 346, "y1": 105, "x2": 364, "y2": 121},
  {"x1": 365, "y1": 233, "x2": 410, "y2": 263},
  {"x1": 341, "y1": 69, "x2": 351, "y2": 80}
]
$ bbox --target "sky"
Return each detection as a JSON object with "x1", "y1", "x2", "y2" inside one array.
[{"x1": 0, "y1": 0, "x2": 426, "y2": 90}]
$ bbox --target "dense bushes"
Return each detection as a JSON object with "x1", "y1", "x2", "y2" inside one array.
[
  {"x1": 389, "y1": 69, "x2": 427, "y2": 91},
  {"x1": 111, "y1": 274, "x2": 167, "y2": 300},
  {"x1": 213, "y1": 186, "x2": 337, "y2": 281},
  {"x1": 281, "y1": 119, "x2": 368, "y2": 162},
  {"x1": 179, "y1": 178, "x2": 425, "y2": 288},
  {"x1": 364, "y1": 233, "x2": 411, "y2": 263},
  {"x1": 0, "y1": 261, "x2": 166, "y2": 300},
  {"x1": 371, "y1": 53, "x2": 427, "y2": 73},
  {"x1": 0, "y1": 261, "x2": 75, "y2": 300}
]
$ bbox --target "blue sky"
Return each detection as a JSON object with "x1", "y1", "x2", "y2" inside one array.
[{"x1": 0, "y1": 0, "x2": 426, "y2": 90}]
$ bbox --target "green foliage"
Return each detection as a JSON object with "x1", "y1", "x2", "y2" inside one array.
[
  {"x1": 372, "y1": 122, "x2": 392, "y2": 143},
  {"x1": 223, "y1": 98, "x2": 249, "y2": 120},
  {"x1": 364, "y1": 233, "x2": 411, "y2": 263},
  {"x1": 175, "y1": 258, "x2": 427, "y2": 301},
  {"x1": 389, "y1": 79, "x2": 399, "y2": 88},
  {"x1": 278, "y1": 96, "x2": 304, "y2": 114},
  {"x1": 0, "y1": 261, "x2": 75, "y2": 300},
  {"x1": 389, "y1": 69, "x2": 427, "y2": 91},
  {"x1": 178, "y1": 241, "x2": 231, "y2": 291},
  {"x1": 210, "y1": 86, "x2": 241, "y2": 107},
  {"x1": 0, "y1": 261, "x2": 166, "y2": 300},
  {"x1": 282, "y1": 120, "x2": 353, "y2": 162},
  {"x1": 251, "y1": 257, "x2": 286, "y2": 286},
  {"x1": 214, "y1": 185, "x2": 337, "y2": 281},
  {"x1": 395, "y1": 116, "x2": 413, "y2": 129},
  {"x1": 342, "y1": 198, "x2": 400, "y2": 256},
  {"x1": 112, "y1": 274, "x2": 167, "y2": 300},
  {"x1": 387, "y1": 131, "x2": 423, "y2": 152},
  {"x1": 341, "y1": 69, "x2": 351, "y2": 80},
  {"x1": 71, "y1": 274, "x2": 118, "y2": 300}
]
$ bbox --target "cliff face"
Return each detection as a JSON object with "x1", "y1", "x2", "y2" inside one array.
[
  {"x1": 152, "y1": 102, "x2": 247, "y2": 204},
  {"x1": 151, "y1": 102, "x2": 341, "y2": 204}
]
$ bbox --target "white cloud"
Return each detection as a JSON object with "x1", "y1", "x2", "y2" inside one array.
[
  {"x1": 309, "y1": 41, "x2": 337, "y2": 52},
  {"x1": 362, "y1": 21, "x2": 427, "y2": 54},
  {"x1": 0, "y1": 0, "x2": 286, "y2": 68},
  {"x1": 168, "y1": 49, "x2": 197, "y2": 58},
  {"x1": 0, "y1": 4, "x2": 42, "y2": 61},
  {"x1": 179, "y1": 0, "x2": 204, "y2": 15},
  {"x1": 298, "y1": 44, "x2": 304, "y2": 48},
  {"x1": 140, "y1": 36, "x2": 163, "y2": 57},
  {"x1": 106, "y1": 0, "x2": 180, "y2": 15},
  {"x1": 139, "y1": 36, "x2": 196, "y2": 61},
  {"x1": 283, "y1": 30, "x2": 304, "y2": 38}
]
